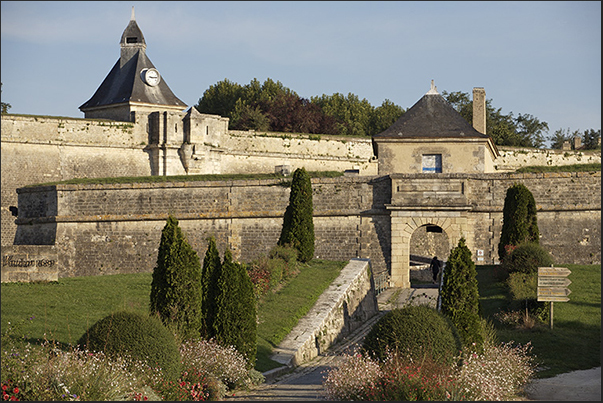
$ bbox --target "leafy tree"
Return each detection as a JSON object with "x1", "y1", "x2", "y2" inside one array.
[
  {"x1": 213, "y1": 249, "x2": 257, "y2": 368},
  {"x1": 440, "y1": 237, "x2": 483, "y2": 349},
  {"x1": 195, "y1": 77, "x2": 404, "y2": 136},
  {"x1": 369, "y1": 99, "x2": 405, "y2": 135},
  {"x1": 442, "y1": 90, "x2": 549, "y2": 148},
  {"x1": 1, "y1": 83, "x2": 11, "y2": 114},
  {"x1": 515, "y1": 113, "x2": 548, "y2": 148},
  {"x1": 150, "y1": 215, "x2": 203, "y2": 340},
  {"x1": 231, "y1": 99, "x2": 270, "y2": 131},
  {"x1": 498, "y1": 183, "x2": 540, "y2": 261},
  {"x1": 310, "y1": 92, "x2": 374, "y2": 136},
  {"x1": 278, "y1": 167, "x2": 315, "y2": 262},
  {"x1": 200, "y1": 236, "x2": 222, "y2": 339},
  {"x1": 582, "y1": 128, "x2": 601, "y2": 150},
  {"x1": 442, "y1": 90, "x2": 473, "y2": 121},
  {"x1": 195, "y1": 79, "x2": 245, "y2": 119}
]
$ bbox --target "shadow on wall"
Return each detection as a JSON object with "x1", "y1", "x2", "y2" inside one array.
[
  {"x1": 368, "y1": 176, "x2": 392, "y2": 276},
  {"x1": 410, "y1": 224, "x2": 450, "y2": 262},
  {"x1": 14, "y1": 223, "x2": 57, "y2": 245}
]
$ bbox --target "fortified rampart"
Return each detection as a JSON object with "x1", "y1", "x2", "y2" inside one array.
[
  {"x1": 1, "y1": 114, "x2": 378, "y2": 247},
  {"x1": 3, "y1": 113, "x2": 600, "y2": 255},
  {"x1": 3, "y1": 171, "x2": 599, "y2": 283},
  {"x1": 496, "y1": 146, "x2": 601, "y2": 171}
]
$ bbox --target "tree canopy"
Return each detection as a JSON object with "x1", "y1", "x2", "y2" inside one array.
[
  {"x1": 195, "y1": 78, "x2": 601, "y2": 149},
  {"x1": 195, "y1": 78, "x2": 403, "y2": 136},
  {"x1": 441, "y1": 90, "x2": 549, "y2": 148}
]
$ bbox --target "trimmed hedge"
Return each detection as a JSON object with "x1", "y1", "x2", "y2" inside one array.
[
  {"x1": 213, "y1": 250, "x2": 258, "y2": 368},
  {"x1": 440, "y1": 237, "x2": 484, "y2": 349},
  {"x1": 502, "y1": 242, "x2": 554, "y2": 275},
  {"x1": 77, "y1": 311, "x2": 181, "y2": 382},
  {"x1": 362, "y1": 305, "x2": 461, "y2": 365}
]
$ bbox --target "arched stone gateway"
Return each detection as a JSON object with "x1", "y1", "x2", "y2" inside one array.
[
  {"x1": 410, "y1": 223, "x2": 450, "y2": 261},
  {"x1": 388, "y1": 208, "x2": 473, "y2": 288}
]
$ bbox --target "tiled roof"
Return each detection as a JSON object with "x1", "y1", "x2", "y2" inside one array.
[{"x1": 374, "y1": 91, "x2": 488, "y2": 139}]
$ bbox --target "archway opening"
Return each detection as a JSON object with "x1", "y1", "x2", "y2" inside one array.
[{"x1": 409, "y1": 224, "x2": 449, "y2": 285}]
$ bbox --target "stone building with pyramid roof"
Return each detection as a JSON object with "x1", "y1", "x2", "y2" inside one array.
[
  {"x1": 373, "y1": 81, "x2": 499, "y2": 175},
  {"x1": 79, "y1": 7, "x2": 187, "y2": 122}
]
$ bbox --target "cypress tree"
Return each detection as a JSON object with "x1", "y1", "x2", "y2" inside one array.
[
  {"x1": 278, "y1": 167, "x2": 315, "y2": 262},
  {"x1": 498, "y1": 183, "x2": 540, "y2": 261},
  {"x1": 440, "y1": 237, "x2": 483, "y2": 349},
  {"x1": 200, "y1": 236, "x2": 221, "y2": 339},
  {"x1": 150, "y1": 215, "x2": 202, "y2": 340},
  {"x1": 213, "y1": 249, "x2": 258, "y2": 368}
]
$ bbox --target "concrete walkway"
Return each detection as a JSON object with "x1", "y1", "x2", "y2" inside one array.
[{"x1": 227, "y1": 285, "x2": 601, "y2": 401}]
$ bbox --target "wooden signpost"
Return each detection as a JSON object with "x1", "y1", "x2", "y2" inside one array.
[{"x1": 537, "y1": 266, "x2": 571, "y2": 329}]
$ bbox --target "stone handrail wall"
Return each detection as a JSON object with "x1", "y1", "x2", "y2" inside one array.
[{"x1": 270, "y1": 258, "x2": 378, "y2": 368}]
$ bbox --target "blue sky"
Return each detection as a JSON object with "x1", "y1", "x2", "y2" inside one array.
[{"x1": 1, "y1": 1, "x2": 601, "y2": 145}]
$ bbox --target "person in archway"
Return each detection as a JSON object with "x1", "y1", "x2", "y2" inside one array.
[{"x1": 430, "y1": 256, "x2": 441, "y2": 284}]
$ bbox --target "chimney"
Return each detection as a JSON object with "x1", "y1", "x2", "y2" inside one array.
[
  {"x1": 472, "y1": 87, "x2": 486, "y2": 134},
  {"x1": 573, "y1": 135, "x2": 582, "y2": 150}
]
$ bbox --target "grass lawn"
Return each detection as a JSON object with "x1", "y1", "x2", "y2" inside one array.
[
  {"x1": 477, "y1": 264, "x2": 601, "y2": 378},
  {"x1": 2, "y1": 262, "x2": 599, "y2": 379},
  {"x1": 0, "y1": 273, "x2": 152, "y2": 348},
  {"x1": 1, "y1": 260, "x2": 345, "y2": 373}
]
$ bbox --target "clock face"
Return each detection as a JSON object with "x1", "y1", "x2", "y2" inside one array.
[{"x1": 141, "y1": 68, "x2": 161, "y2": 86}]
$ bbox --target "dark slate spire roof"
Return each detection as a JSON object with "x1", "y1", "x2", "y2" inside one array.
[
  {"x1": 79, "y1": 8, "x2": 186, "y2": 111},
  {"x1": 120, "y1": 7, "x2": 146, "y2": 48},
  {"x1": 374, "y1": 81, "x2": 488, "y2": 139}
]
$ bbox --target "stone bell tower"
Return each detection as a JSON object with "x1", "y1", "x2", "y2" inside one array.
[
  {"x1": 79, "y1": 7, "x2": 193, "y2": 176},
  {"x1": 79, "y1": 6, "x2": 187, "y2": 124}
]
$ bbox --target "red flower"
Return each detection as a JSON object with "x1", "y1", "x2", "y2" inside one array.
[{"x1": 11, "y1": 389, "x2": 17, "y2": 395}]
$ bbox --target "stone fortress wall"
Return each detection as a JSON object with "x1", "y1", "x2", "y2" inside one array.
[
  {"x1": 3, "y1": 166, "x2": 600, "y2": 282},
  {"x1": 1, "y1": 113, "x2": 601, "y2": 283},
  {"x1": 1, "y1": 114, "x2": 379, "y2": 247}
]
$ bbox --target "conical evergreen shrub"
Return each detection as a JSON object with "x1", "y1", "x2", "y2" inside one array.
[
  {"x1": 150, "y1": 215, "x2": 203, "y2": 340},
  {"x1": 498, "y1": 183, "x2": 540, "y2": 261},
  {"x1": 200, "y1": 236, "x2": 222, "y2": 339},
  {"x1": 278, "y1": 167, "x2": 315, "y2": 262},
  {"x1": 440, "y1": 237, "x2": 483, "y2": 350},
  {"x1": 213, "y1": 249, "x2": 257, "y2": 368}
]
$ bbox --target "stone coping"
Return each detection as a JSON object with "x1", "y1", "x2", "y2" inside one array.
[{"x1": 269, "y1": 258, "x2": 373, "y2": 369}]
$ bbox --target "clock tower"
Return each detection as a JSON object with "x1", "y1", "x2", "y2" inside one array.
[{"x1": 79, "y1": 7, "x2": 187, "y2": 123}]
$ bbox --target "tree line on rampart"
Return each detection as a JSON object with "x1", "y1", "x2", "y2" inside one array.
[{"x1": 194, "y1": 78, "x2": 601, "y2": 150}]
